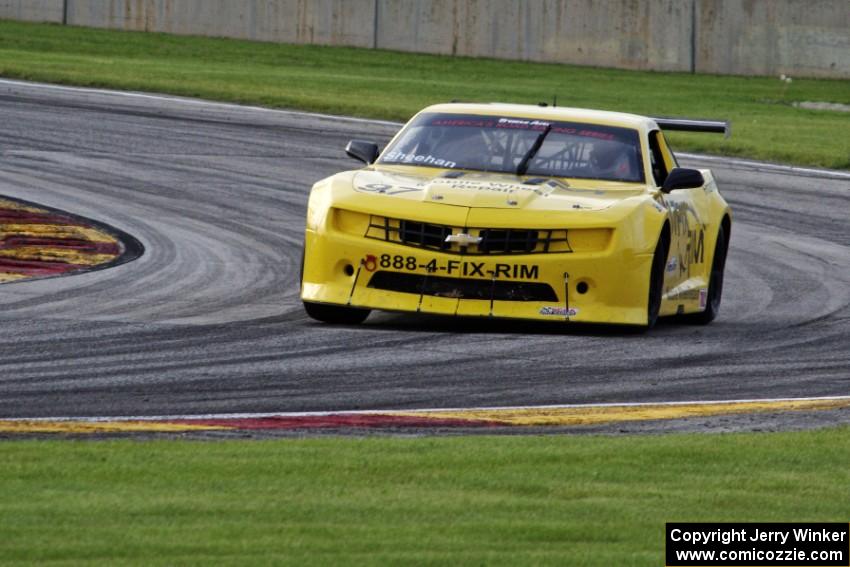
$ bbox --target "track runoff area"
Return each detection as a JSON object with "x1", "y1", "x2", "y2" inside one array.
[
  {"x1": 0, "y1": 196, "x2": 134, "y2": 283},
  {"x1": 2, "y1": 396, "x2": 850, "y2": 435}
]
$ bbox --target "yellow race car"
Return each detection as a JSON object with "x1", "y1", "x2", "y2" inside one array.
[{"x1": 301, "y1": 103, "x2": 731, "y2": 329}]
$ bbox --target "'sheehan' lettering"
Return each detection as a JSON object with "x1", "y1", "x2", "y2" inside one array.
[{"x1": 382, "y1": 150, "x2": 457, "y2": 168}]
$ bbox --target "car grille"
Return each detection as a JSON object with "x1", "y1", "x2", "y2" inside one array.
[
  {"x1": 398, "y1": 220, "x2": 453, "y2": 250},
  {"x1": 367, "y1": 271, "x2": 558, "y2": 302},
  {"x1": 366, "y1": 215, "x2": 573, "y2": 255},
  {"x1": 478, "y1": 229, "x2": 538, "y2": 253}
]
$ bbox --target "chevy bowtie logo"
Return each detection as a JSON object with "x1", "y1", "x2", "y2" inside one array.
[{"x1": 444, "y1": 233, "x2": 483, "y2": 247}]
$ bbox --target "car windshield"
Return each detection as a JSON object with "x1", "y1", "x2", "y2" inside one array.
[{"x1": 379, "y1": 112, "x2": 644, "y2": 183}]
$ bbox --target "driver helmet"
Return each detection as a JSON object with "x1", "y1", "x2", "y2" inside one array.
[{"x1": 591, "y1": 141, "x2": 626, "y2": 172}]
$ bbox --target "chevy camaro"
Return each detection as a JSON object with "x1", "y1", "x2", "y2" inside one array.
[{"x1": 301, "y1": 103, "x2": 731, "y2": 329}]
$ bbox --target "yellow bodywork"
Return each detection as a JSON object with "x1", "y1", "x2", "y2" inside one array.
[{"x1": 302, "y1": 104, "x2": 731, "y2": 326}]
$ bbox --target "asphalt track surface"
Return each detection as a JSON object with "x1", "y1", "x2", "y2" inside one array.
[{"x1": 0, "y1": 80, "x2": 848, "y2": 424}]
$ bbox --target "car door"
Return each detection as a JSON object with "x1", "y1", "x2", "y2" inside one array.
[{"x1": 649, "y1": 130, "x2": 710, "y2": 303}]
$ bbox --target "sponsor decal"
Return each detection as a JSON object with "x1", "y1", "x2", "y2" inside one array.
[
  {"x1": 496, "y1": 117, "x2": 551, "y2": 130},
  {"x1": 424, "y1": 114, "x2": 625, "y2": 142},
  {"x1": 678, "y1": 289, "x2": 700, "y2": 300},
  {"x1": 667, "y1": 199, "x2": 707, "y2": 278},
  {"x1": 430, "y1": 117, "x2": 495, "y2": 128},
  {"x1": 666, "y1": 256, "x2": 678, "y2": 273},
  {"x1": 357, "y1": 182, "x2": 422, "y2": 196},
  {"x1": 539, "y1": 306, "x2": 579, "y2": 317},
  {"x1": 354, "y1": 178, "x2": 553, "y2": 197},
  {"x1": 699, "y1": 288, "x2": 708, "y2": 309},
  {"x1": 354, "y1": 172, "x2": 578, "y2": 198},
  {"x1": 441, "y1": 179, "x2": 560, "y2": 196},
  {"x1": 446, "y1": 180, "x2": 536, "y2": 193},
  {"x1": 690, "y1": 228, "x2": 705, "y2": 264},
  {"x1": 493, "y1": 118, "x2": 616, "y2": 140},
  {"x1": 374, "y1": 253, "x2": 540, "y2": 280},
  {"x1": 362, "y1": 255, "x2": 377, "y2": 272}
]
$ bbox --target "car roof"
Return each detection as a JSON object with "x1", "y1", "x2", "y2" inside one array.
[{"x1": 419, "y1": 103, "x2": 655, "y2": 132}]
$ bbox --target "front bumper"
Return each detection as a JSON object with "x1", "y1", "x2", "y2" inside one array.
[{"x1": 301, "y1": 219, "x2": 654, "y2": 326}]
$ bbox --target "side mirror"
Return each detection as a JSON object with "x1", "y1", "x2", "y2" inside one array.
[
  {"x1": 661, "y1": 167, "x2": 705, "y2": 193},
  {"x1": 345, "y1": 140, "x2": 380, "y2": 165}
]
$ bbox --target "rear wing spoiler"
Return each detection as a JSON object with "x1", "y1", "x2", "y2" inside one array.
[{"x1": 652, "y1": 117, "x2": 731, "y2": 138}]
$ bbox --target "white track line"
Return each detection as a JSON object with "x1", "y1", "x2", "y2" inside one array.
[
  {"x1": 0, "y1": 78, "x2": 403, "y2": 127},
  {"x1": 677, "y1": 152, "x2": 850, "y2": 180},
  {"x1": 6, "y1": 395, "x2": 850, "y2": 422},
  {"x1": 2, "y1": 78, "x2": 849, "y2": 180}
]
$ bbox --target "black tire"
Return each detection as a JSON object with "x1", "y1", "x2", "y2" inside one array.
[
  {"x1": 683, "y1": 225, "x2": 728, "y2": 325},
  {"x1": 299, "y1": 247, "x2": 305, "y2": 290},
  {"x1": 303, "y1": 301, "x2": 371, "y2": 324},
  {"x1": 646, "y1": 232, "x2": 670, "y2": 329}
]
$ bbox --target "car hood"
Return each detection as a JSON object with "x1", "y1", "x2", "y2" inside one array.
[{"x1": 349, "y1": 167, "x2": 645, "y2": 212}]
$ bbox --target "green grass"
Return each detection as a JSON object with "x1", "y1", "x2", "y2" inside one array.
[
  {"x1": 2, "y1": 429, "x2": 849, "y2": 565},
  {"x1": 0, "y1": 20, "x2": 849, "y2": 169}
]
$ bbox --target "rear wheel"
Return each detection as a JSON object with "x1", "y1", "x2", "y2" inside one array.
[
  {"x1": 683, "y1": 225, "x2": 728, "y2": 325},
  {"x1": 303, "y1": 301, "x2": 371, "y2": 325},
  {"x1": 646, "y1": 232, "x2": 670, "y2": 329}
]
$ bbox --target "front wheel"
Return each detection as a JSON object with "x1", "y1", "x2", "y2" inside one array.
[
  {"x1": 646, "y1": 232, "x2": 670, "y2": 329},
  {"x1": 303, "y1": 301, "x2": 371, "y2": 325}
]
